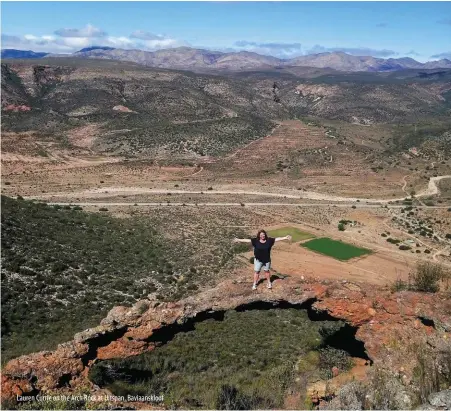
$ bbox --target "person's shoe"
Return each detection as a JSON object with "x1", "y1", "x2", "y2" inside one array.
[
  {"x1": 252, "y1": 283, "x2": 257, "y2": 290},
  {"x1": 267, "y1": 282, "x2": 272, "y2": 289}
]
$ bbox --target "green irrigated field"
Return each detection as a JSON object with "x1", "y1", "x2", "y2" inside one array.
[
  {"x1": 268, "y1": 227, "x2": 315, "y2": 242},
  {"x1": 301, "y1": 238, "x2": 371, "y2": 261}
]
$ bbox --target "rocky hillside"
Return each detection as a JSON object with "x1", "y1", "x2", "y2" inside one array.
[
  {"x1": 1, "y1": 59, "x2": 283, "y2": 157},
  {"x1": 1, "y1": 275, "x2": 450, "y2": 409},
  {"x1": 2, "y1": 59, "x2": 451, "y2": 159}
]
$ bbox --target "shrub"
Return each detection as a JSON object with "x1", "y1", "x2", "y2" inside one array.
[
  {"x1": 410, "y1": 340, "x2": 451, "y2": 405},
  {"x1": 99, "y1": 207, "x2": 108, "y2": 212},
  {"x1": 391, "y1": 278, "x2": 409, "y2": 292},
  {"x1": 215, "y1": 385, "x2": 254, "y2": 410},
  {"x1": 318, "y1": 347, "x2": 352, "y2": 379},
  {"x1": 399, "y1": 245, "x2": 411, "y2": 250},
  {"x1": 338, "y1": 223, "x2": 345, "y2": 231},
  {"x1": 386, "y1": 238, "x2": 400, "y2": 244},
  {"x1": 233, "y1": 243, "x2": 250, "y2": 254},
  {"x1": 410, "y1": 262, "x2": 445, "y2": 293}
]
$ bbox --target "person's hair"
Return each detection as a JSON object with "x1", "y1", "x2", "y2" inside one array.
[{"x1": 256, "y1": 229, "x2": 267, "y2": 240}]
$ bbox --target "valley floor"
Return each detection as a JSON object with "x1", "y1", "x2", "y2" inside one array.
[{"x1": 2, "y1": 120, "x2": 451, "y2": 287}]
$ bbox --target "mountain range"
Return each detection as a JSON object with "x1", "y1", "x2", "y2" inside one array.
[{"x1": 2, "y1": 46, "x2": 451, "y2": 72}]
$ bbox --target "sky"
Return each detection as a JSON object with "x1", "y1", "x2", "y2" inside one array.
[{"x1": 1, "y1": 1, "x2": 451, "y2": 62}]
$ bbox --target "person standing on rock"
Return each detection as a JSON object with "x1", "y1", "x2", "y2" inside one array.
[{"x1": 233, "y1": 230, "x2": 291, "y2": 290}]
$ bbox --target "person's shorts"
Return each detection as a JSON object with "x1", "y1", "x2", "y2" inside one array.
[{"x1": 254, "y1": 258, "x2": 271, "y2": 272}]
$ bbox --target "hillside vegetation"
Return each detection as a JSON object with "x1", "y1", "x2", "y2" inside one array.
[
  {"x1": 89, "y1": 309, "x2": 348, "y2": 409},
  {"x1": 0, "y1": 196, "x2": 246, "y2": 362},
  {"x1": 2, "y1": 59, "x2": 451, "y2": 160}
]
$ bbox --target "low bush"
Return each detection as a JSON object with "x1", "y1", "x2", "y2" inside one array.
[{"x1": 410, "y1": 261, "x2": 446, "y2": 293}]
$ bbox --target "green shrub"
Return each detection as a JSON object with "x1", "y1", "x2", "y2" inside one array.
[
  {"x1": 0, "y1": 195, "x2": 182, "y2": 361},
  {"x1": 386, "y1": 238, "x2": 401, "y2": 244},
  {"x1": 410, "y1": 262, "x2": 445, "y2": 293},
  {"x1": 233, "y1": 243, "x2": 250, "y2": 254},
  {"x1": 391, "y1": 278, "x2": 409, "y2": 292},
  {"x1": 318, "y1": 347, "x2": 352, "y2": 379}
]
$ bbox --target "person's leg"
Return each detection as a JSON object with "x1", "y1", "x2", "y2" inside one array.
[
  {"x1": 253, "y1": 259, "x2": 262, "y2": 289},
  {"x1": 253, "y1": 272, "x2": 260, "y2": 289},
  {"x1": 264, "y1": 262, "x2": 271, "y2": 288}
]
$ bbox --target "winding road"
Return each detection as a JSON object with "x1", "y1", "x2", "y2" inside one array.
[{"x1": 33, "y1": 175, "x2": 451, "y2": 206}]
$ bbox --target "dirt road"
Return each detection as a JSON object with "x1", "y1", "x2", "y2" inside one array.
[{"x1": 32, "y1": 175, "x2": 451, "y2": 204}]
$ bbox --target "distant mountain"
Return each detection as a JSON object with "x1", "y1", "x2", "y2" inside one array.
[
  {"x1": 77, "y1": 46, "x2": 115, "y2": 53},
  {"x1": 4, "y1": 47, "x2": 451, "y2": 72},
  {"x1": 70, "y1": 47, "x2": 451, "y2": 72},
  {"x1": 287, "y1": 52, "x2": 451, "y2": 72},
  {"x1": 423, "y1": 58, "x2": 451, "y2": 69},
  {"x1": 72, "y1": 46, "x2": 280, "y2": 71},
  {"x1": 1, "y1": 49, "x2": 48, "y2": 59}
]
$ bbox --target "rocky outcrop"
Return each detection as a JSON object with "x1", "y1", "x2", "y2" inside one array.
[
  {"x1": 112, "y1": 105, "x2": 136, "y2": 113},
  {"x1": 2, "y1": 104, "x2": 31, "y2": 112},
  {"x1": 1, "y1": 276, "x2": 450, "y2": 407},
  {"x1": 419, "y1": 390, "x2": 451, "y2": 409}
]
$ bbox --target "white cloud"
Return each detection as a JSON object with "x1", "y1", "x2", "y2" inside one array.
[
  {"x1": 233, "y1": 40, "x2": 303, "y2": 58},
  {"x1": 430, "y1": 51, "x2": 451, "y2": 59},
  {"x1": 130, "y1": 30, "x2": 164, "y2": 41},
  {"x1": 142, "y1": 38, "x2": 182, "y2": 49},
  {"x1": 62, "y1": 37, "x2": 92, "y2": 48},
  {"x1": 54, "y1": 24, "x2": 107, "y2": 38},
  {"x1": 1, "y1": 25, "x2": 184, "y2": 54}
]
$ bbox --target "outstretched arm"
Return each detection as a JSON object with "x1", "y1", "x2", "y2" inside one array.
[
  {"x1": 232, "y1": 238, "x2": 252, "y2": 244},
  {"x1": 275, "y1": 235, "x2": 292, "y2": 242}
]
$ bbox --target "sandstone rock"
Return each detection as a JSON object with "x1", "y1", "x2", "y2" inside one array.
[
  {"x1": 1, "y1": 276, "x2": 449, "y2": 405},
  {"x1": 3, "y1": 104, "x2": 32, "y2": 112},
  {"x1": 112, "y1": 105, "x2": 135, "y2": 113},
  {"x1": 97, "y1": 339, "x2": 152, "y2": 360}
]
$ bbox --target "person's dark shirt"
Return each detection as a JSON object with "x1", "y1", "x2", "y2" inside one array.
[{"x1": 251, "y1": 237, "x2": 275, "y2": 264}]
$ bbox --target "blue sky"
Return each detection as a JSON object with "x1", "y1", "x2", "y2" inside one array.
[{"x1": 2, "y1": 1, "x2": 451, "y2": 61}]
